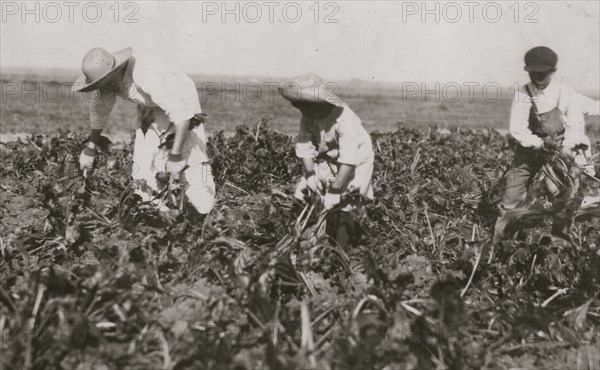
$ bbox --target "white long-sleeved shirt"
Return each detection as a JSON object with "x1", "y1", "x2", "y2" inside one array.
[
  {"x1": 295, "y1": 104, "x2": 374, "y2": 167},
  {"x1": 509, "y1": 80, "x2": 600, "y2": 150},
  {"x1": 89, "y1": 49, "x2": 201, "y2": 131}
]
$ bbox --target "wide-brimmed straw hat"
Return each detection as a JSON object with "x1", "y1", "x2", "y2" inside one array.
[
  {"x1": 277, "y1": 73, "x2": 343, "y2": 106},
  {"x1": 72, "y1": 47, "x2": 132, "y2": 92}
]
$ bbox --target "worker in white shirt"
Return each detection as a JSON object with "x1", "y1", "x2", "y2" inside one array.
[
  {"x1": 278, "y1": 73, "x2": 374, "y2": 249},
  {"x1": 73, "y1": 47, "x2": 215, "y2": 215},
  {"x1": 494, "y1": 46, "x2": 600, "y2": 241}
]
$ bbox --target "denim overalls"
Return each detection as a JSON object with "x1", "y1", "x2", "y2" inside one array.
[{"x1": 500, "y1": 84, "x2": 566, "y2": 210}]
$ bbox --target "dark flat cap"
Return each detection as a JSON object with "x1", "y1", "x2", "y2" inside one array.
[{"x1": 524, "y1": 46, "x2": 558, "y2": 72}]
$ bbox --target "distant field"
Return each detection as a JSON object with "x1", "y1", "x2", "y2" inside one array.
[{"x1": 1, "y1": 77, "x2": 598, "y2": 139}]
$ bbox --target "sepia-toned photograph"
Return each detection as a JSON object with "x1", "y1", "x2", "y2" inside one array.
[{"x1": 1, "y1": 1, "x2": 599, "y2": 369}]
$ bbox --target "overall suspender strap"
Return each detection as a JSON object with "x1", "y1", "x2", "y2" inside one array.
[{"x1": 524, "y1": 83, "x2": 539, "y2": 113}]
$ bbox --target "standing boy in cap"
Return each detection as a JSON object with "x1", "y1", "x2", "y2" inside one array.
[
  {"x1": 494, "y1": 46, "x2": 600, "y2": 241},
  {"x1": 73, "y1": 47, "x2": 215, "y2": 215},
  {"x1": 278, "y1": 73, "x2": 374, "y2": 249}
]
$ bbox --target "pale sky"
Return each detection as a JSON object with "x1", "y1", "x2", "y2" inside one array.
[{"x1": 1, "y1": 1, "x2": 599, "y2": 91}]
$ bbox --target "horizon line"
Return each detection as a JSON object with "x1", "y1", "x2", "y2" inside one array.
[{"x1": 1, "y1": 66, "x2": 598, "y2": 98}]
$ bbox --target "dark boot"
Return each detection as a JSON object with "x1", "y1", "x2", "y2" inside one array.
[
  {"x1": 327, "y1": 211, "x2": 355, "y2": 250},
  {"x1": 493, "y1": 211, "x2": 517, "y2": 243},
  {"x1": 550, "y1": 190, "x2": 574, "y2": 241}
]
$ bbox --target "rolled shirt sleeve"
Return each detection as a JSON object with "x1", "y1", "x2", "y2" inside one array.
[
  {"x1": 336, "y1": 109, "x2": 362, "y2": 166},
  {"x1": 132, "y1": 58, "x2": 201, "y2": 124},
  {"x1": 509, "y1": 88, "x2": 543, "y2": 148},
  {"x1": 563, "y1": 87, "x2": 597, "y2": 150},
  {"x1": 580, "y1": 94, "x2": 600, "y2": 116},
  {"x1": 89, "y1": 89, "x2": 117, "y2": 130},
  {"x1": 295, "y1": 116, "x2": 317, "y2": 159}
]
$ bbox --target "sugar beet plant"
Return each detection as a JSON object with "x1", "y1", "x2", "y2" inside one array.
[{"x1": 0, "y1": 122, "x2": 599, "y2": 370}]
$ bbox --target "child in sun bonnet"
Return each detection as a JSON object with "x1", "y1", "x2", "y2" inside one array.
[
  {"x1": 278, "y1": 73, "x2": 375, "y2": 249},
  {"x1": 73, "y1": 47, "x2": 215, "y2": 215}
]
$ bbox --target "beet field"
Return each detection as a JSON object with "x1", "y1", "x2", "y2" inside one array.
[{"x1": 1, "y1": 119, "x2": 600, "y2": 370}]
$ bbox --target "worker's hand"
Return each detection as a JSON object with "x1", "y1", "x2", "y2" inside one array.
[
  {"x1": 166, "y1": 153, "x2": 186, "y2": 180},
  {"x1": 294, "y1": 177, "x2": 309, "y2": 202},
  {"x1": 79, "y1": 147, "x2": 96, "y2": 173},
  {"x1": 306, "y1": 174, "x2": 324, "y2": 194},
  {"x1": 530, "y1": 138, "x2": 544, "y2": 150},
  {"x1": 324, "y1": 190, "x2": 341, "y2": 210},
  {"x1": 541, "y1": 136, "x2": 558, "y2": 153},
  {"x1": 573, "y1": 149, "x2": 595, "y2": 177}
]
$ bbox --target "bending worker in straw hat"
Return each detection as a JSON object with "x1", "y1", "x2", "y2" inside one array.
[
  {"x1": 73, "y1": 47, "x2": 215, "y2": 215},
  {"x1": 494, "y1": 46, "x2": 600, "y2": 241},
  {"x1": 278, "y1": 73, "x2": 374, "y2": 249}
]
